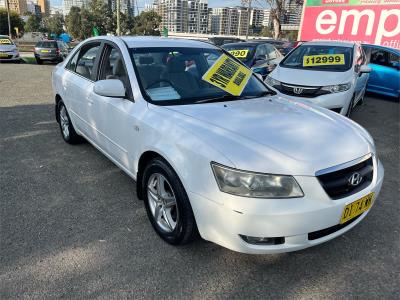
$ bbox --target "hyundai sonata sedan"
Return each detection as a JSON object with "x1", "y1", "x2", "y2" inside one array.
[{"x1": 52, "y1": 36, "x2": 384, "y2": 254}]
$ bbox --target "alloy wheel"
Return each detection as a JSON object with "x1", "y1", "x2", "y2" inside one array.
[
  {"x1": 59, "y1": 106, "x2": 70, "y2": 139},
  {"x1": 147, "y1": 173, "x2": 179, "y2": 233}
]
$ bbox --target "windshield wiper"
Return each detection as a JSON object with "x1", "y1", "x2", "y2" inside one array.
[
  {"x1": 195, "y1": 94, "x2": 241, "y2": 104},
  {"x1": 196, "y1": 91, "x2": 273, "y2": 104}
]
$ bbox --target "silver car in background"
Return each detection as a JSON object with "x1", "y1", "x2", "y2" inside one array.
[{"x1": 0, "y1": 35, "x2": 20, "y2": 62}]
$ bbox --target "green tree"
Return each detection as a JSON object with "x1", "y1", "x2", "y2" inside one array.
[
  {"x1": 132, "y1": 11, "x2": 161, "y2": 36},
  {"x1": 44, "y1": 13, "x2": 64, "y2": 36},
  {"x1": 260, "y1": 26, "x2": 273, "y2": 38},
  {"x1": 65, "y1": 6, "x2": 82, "y2": 39},
  {"x1": 24, "y1": 13, "x2": 42, "y2": 32},
  {"x1": 0, "y1": 8, "x2": 25, "y2": 36}
]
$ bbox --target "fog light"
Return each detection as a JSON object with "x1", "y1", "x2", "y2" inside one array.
[{"x1": 239, "y1": 235, "x2": 285, "y2": 245}]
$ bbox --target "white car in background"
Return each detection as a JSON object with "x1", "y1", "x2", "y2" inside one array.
[
  {"x1": 265, "y1": 41, "x2": 370, "y2": 117},
  {"x1": 52, "y1": 36, "x2": 384, "y2": 254},
  {"x1": 0, "y1": 35, "x2": 20, "y2": 62}
]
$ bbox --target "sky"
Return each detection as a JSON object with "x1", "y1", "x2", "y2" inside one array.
[{"x1": 51, "y1": 0, "x2": 265, "y2": 10}]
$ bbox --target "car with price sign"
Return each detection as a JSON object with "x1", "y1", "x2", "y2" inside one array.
[
  {"x1": 265, "y1": 41, "x2": 371, "y2": 117},
  {"x1": 222, "y1": 42, "x2": 283, "y2": 79},
  {"x1": 52, "y1": 36, "x2": 383, "y2": 254},
  {"x1": 0, "y1": 35, "x2": 20, "y2": 62}
]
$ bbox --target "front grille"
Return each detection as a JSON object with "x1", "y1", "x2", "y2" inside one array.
[
  {"x1": 275, "y1": 82, "x2": 329, "y2": 98},
  {"x1": 308, "y1": 215, "x2": 361, "y2": 240},
  {"x1": 317, "y1": 156, "x2": 373, "y2": 200}
]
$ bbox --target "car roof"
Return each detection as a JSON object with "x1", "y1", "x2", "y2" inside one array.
[
  {"x1": 303, "y1": 40, "x2": 356, "y2": 47},
  {"x1": 223, "y1": 42, "x2": 272, "y2": 47},
  {"x1": 119, "y1": 36, "x2": 217, "y2": 49}
]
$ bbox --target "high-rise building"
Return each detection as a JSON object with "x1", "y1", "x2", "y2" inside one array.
[
  {"x1": 62, "y1": 0, "x2": 88, "y2": 16},
  {"x1": 262, "y1": 9, "x2": 271, "y2": 27},
  {"x1": 153, "y1": 0, "x2": 208, "y2": 34},
  {"x1": 282, "y1": 0, "x2": 303, "y2": 27},
  {"x1": 209, "y1": 6, "x2": 263, "y2": 36},
  {"x1": 37, "y1": 0, "x2": 49, "y2": 16},
  {"x1": 4, "y1": 0, "x2": 27, "y2": 14},
  {"x1": 27, "y1": 1, "x2": 42, "y2": 17}
]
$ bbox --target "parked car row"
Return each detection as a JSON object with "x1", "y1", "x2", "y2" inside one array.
[
  {"x1": 52, "y1": 36, "x2": 385, "y2": 255},
  {"x1": 0, "y1": 37, "x2": 73, "y2": 65}
]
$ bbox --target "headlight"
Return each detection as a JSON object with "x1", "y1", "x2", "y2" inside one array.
[
  {"x1": 211, "y1": 163, "x2": 304, "y2": 198},
  {"x1": 265, "y1": 75, "x2": 281, "y2": 88},
  {"x1": 321, "y1": 82, "x2": 351, "y2": 93}
]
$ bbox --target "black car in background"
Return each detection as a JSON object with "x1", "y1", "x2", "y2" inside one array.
[
  {"x1": 249, "y1": 39, "x2": 294, "y2": 56},
  {"x1": 222, "y1": 42, "x2": 283, "y2": 78},
  {"x1": 34, "y1": 40, "x2": 69, "y2": 64},
  {"x1": 208, "y1": 37, "x2": 245, "y2": 46}
]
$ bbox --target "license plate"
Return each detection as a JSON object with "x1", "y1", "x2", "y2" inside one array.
[
  {"x1": 340, "y1": 192, "x2": 374, "y2": 224},
  {"x1": 41, "y1": 50, "x2": 50, "y2": 53},
  {"x1": 0, "y1": 53, "x2": 8, "y2": 57}
]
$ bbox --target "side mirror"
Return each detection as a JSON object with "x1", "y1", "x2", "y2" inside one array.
[
  {"x1": 359, "y1": 65, "x2": 371, "y2": 74},
  {"x1": 94, "y1": 79, "x2": 126, "y2": 98}
]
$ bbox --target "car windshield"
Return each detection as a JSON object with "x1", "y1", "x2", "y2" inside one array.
[
  {"x1": 280, "y1": 44, "x2": 353, "y2": 72},
  {"x1": 221, "y1": 44, "x2": 255, "y2": 65},
  {"x1": 130, "y1": 47, "x2": 270, "y2": 105},
  {"x1": 36, "y1": 41, "x2": 57, "y2": 48},
  {"x1": 0, "y1": 37, "x2": 13, "y2": 45}
]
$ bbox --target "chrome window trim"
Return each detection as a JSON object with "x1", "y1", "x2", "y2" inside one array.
[
  {"x1": 281, "y1": 83, "x2": 319, "y2": 89},
  {"x1": 315, "y1": 153, "x2": 373, "y2": 176}
]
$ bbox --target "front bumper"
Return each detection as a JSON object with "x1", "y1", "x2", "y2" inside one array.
[
  {"x1": 189, "y1": 158, "x2": 384, "y2": 254},
  {"x1": 34, "y1": 53, "x2": 62, "y2": 61},
  {"x1": 270, "y1": 86, "x2": 354, "y2": 115},
  {"x1": 0, "y1": 52, "x2": 20, "y2": 62}
]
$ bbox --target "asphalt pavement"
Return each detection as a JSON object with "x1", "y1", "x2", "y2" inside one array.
[{"x1": 0, "y1": 64, "x2": 399, "y2": 299}]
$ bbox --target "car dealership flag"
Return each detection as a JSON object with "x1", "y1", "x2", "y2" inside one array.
[{"x1": 299, "y1": 0, "x2": 400, "y2": 49}]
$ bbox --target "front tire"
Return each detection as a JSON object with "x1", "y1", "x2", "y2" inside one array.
[
  {"x1": 57, "y1": 101, "x2": 82, "y2": 144},
  {"x1": 142, "y1": 158, "x2": 198, "y2": 245}
]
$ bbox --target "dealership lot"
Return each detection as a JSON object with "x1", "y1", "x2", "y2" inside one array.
[{"x1": 0, "y1": 64, "x2": 399, "y2": 298}]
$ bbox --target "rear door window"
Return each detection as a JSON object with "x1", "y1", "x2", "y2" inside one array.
[
  {"x1": 75, "y1": 44, "x2": 101, "y2": 80},
  {"x1": 36, "y1": 41, "x2": 57, "y2": 48}
]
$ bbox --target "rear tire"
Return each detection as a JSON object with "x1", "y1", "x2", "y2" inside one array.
[
  {"x1": 36, "y1": 58, "x2": 42, "y2": 65},
  {"x1": 142, "y1": 158, "x2": 198, "y2": 245},
  {"x1": 57, "y1": 101, "x2": 82, "y2": 144}
]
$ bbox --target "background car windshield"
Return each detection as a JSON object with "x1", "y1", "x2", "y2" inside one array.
[
  {"x1": 221, "y1": 44, "x2": 255, "y2": 65},
  {"x1": 130, "y1": 47, "x2": 268, "y2": 105},
  {"x1": 36, "y1": 41, "x2": 57, "y2": 48},
  {"x1": 281, "y1": 45, "x2": 353, "y2": 71}
]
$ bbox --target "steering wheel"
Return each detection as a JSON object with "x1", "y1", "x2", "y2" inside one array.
[{"x1": 147, "y1": 79, "x2": 175, "y2": 90}]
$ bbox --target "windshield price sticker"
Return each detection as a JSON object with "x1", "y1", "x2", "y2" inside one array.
[
  {"x1": 228, "y1": 49, "x2": 249, "y2": 58},
  {"x1": 303, "y1": 54, "x2": 345, "y2": 66},
  {"x1": 0, "y1": 39, "x2": 11, "y2": 44},
  {"x1": 202, "y1": 54, "x2": 252, "y2": 96}
]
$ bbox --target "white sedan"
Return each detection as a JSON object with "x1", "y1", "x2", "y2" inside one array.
[
  {"x1": 265, "y1": 41, "x2": 371, "y2": 117},
  {"x1": 52, "y1": 36, "x2": 384, "y2": 254}
]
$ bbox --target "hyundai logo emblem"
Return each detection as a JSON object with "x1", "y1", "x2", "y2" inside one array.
[
  {"x1": 348, "y1": 172, "x2": 363, "y2": 186},
  {"x1": 293, "y1": 87, "x2": 303, "y2": 94}
]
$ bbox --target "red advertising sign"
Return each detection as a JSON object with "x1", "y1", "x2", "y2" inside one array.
[{"x1": 299, "y1": 0, "x2": 400, "y2": 49}]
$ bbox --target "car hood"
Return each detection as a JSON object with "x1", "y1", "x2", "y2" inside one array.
[
  {"x1": 0, "y1": 44, "x2": 17, "y2": 52},
  {"x1": 270, "y1": 66, "x2": 352, "y2": 86},
  {"x1": 163, "y1": 97, "x2": 374, "y2": 175}
]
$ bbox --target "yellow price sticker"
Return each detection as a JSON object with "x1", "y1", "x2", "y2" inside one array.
[
  {"x1": 303, "y1": 54, "x2": 345, "y2": 67},
  {"x1": 0, "y1": 39, "x2": 12, "y2": 44},
  {"x1": 202, "y1": 54, "x2": 252, "y2": 96},
  {"x1": 228, "y1": 49, "x2": 249, "y2": 58}
]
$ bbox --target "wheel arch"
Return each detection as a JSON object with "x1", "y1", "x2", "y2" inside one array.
[{"x1": 136, "y1": 150, "x2": 166, "y2": 200}]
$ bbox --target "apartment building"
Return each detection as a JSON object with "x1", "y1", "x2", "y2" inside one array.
[
  {"x1": 37, "y1": 0, "x2": 49, "y2": 16},
  {"x1": 209, "y1": 6, "x2": 264, "y2": 36},
  {"x1": 151, "y1": 0, "x2": 208, "y2": 34},
  {"x1": 282, "y1": 0, "x2": 303, "y2": 27},
  {"x1": 2, "y1": 0, "x2": 28, "y2": 14}
]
